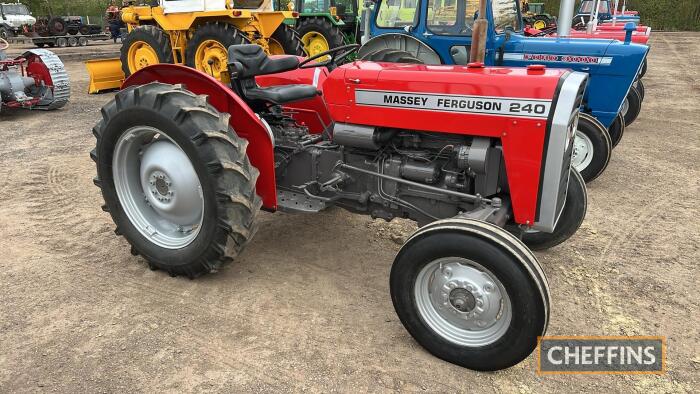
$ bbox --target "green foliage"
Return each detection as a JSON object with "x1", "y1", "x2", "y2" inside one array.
[
  {"x1": 17, "y1": 0, "x2": 110, "y2": 19},
  {"x1": 539, "y1": 0, "x2": 700, "y2": 31}
]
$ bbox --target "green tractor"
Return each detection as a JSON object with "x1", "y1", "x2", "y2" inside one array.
[
  {"x1": 278, "y1": 0, "x2": 360, "y2": 57},
  {"x1": 521, "y1": 1, "x2": 556, "y2": 30}
]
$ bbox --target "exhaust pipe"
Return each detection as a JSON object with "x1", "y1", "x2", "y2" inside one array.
[
  {"x1": 361, "y1": 0, "x2": 373, "y2": 44},
  {"x1": 557, "y1": 0, "x2": 576, "y2": 37}
]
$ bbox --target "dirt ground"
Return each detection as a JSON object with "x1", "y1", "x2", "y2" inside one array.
[{"x1": 0, "y1": 33, "x2": 698, "y2": 393}]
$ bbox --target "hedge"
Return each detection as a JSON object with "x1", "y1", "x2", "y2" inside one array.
[{"x1": 539, "y1": 0, "x2": 700, "y2": 31}]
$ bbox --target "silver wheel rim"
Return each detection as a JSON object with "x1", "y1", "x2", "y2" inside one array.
[
  {"x1": 572, "y1": 130, "x2": 594, "y2": 172},
  {"x1": 621, "y1": 96, "x2": 629, "y2": 117},
  {"x1": 112, "y1": 126, "x2": 204, "y2": 249},
  {"x1": 414, "y1": 257, "x2": 512, "y2": 347}
]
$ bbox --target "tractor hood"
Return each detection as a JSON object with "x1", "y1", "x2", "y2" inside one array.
[{"x1": 502, "y1": 34, "x2": 648, "y2": 128}]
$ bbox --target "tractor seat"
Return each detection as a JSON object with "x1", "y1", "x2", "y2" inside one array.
[{"x1": 228, "y1": 44, "x2": 320, "y2": 105}]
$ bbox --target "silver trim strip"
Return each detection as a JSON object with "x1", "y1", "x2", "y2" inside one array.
[
  {"x1": 503, "y1": 53, "x2": 613, "y2": 65},
  {"x1": 533, "y1": 71, "x2": 588, "y2": 232}
]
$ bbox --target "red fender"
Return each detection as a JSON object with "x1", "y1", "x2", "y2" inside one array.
[{"x1": 122, "y1": 64, "x2": 278, "y2": 210}]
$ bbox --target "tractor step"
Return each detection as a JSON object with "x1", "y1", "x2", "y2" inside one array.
[{"x1": 277, "y1": 190, "x2": 327, "y2": 213}]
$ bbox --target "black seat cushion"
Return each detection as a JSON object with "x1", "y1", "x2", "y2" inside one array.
[
  {"x1": 228, "y1": 44, "x2": 300, "y2": 79},
  {"x1": 244, "y1": 85, "x2": 320, "y2": 105}
]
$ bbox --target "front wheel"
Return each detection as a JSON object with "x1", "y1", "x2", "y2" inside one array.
[
  {"x1": 608, "y1": 112, "x2": 626, "y2": 148},
  {"x1": 120, "y1": 25, "x2": 174, "y2": 77},
  {"x1": 520, "y1": 168, "x2": 587, "y2": 251},
  {"x1": 622, "y1": 85, "x2": 642, "y2": 126},
  {"x1": 92, "y1": 83, "x2": 262, "y2": 278},
  {"x1": 572, "y1": 113, "x2": 612, "y2": 183},
  {"x1": 391, "y1": 219, "x2": 550, "y2": 371}
]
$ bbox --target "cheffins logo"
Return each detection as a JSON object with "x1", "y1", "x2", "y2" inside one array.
[{"x1": 537, "y1": 336, "x2": 666, "y2": 375}]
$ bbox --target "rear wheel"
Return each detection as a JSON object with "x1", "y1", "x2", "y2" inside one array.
[
  {"x1": 36, "y1": 42, "x2": 46, "y2": 48},
  {"x1": 268, "y1": 24, "x2": 305, "y2": 56},
  {"x1": 92, "y1": 83, "x2": 262, "y2": 278},
  {"x1": 56, "y1": 37, "x2": 68, "y2": 48},
  {"x1": 532, "y1": 16, "x2": 549, "y2": 30},
  {"x1": 49, "y1": 17, "x2": 67, "y2": 35},
  {"x1": 297, "y1": 17, "x2": 346, "y2": 61},
  {"x1": 185, "y1": 22, "x2": 250, "y2": 83},
  {"x1": 520, "y1": 168, "x2": 587, "y2": 251},
  {"x1": 621, "y1": 85, "x2": 642, "y2": 126},
  {"x1": 120, "y1": 25, "x2": 174, "y2": 77},
  {"x1": 391, "y1": 219, "x2": 549, "y2": 371}
]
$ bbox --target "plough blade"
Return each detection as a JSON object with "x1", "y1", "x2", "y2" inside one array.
[{"x1": 85, "y1": 58, "x2": 124, "y2": 94}]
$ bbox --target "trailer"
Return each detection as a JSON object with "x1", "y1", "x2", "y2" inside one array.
[{"x1": 31, "y1": 33, "x2": 110, "y2": 48}]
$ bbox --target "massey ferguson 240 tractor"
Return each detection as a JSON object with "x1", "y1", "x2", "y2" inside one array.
[
  {"x1": 359, "y1": 0, "x2": 649, "y2": 183},
  {"x1": 92, "y1": 37, "x2": 589, "y2": 370},
  {"x1": 0, "y1": 38, "x2": 70, "y2": 113}
]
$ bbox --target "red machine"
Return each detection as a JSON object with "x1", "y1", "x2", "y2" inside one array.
[
  {"x1": 0, "y1": 38, "x2": 70, "y2": 113},
  {"x1": 93, "y1": 45, "x2": 588, "y2": 371}
]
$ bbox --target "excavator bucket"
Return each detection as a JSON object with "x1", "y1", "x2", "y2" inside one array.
[{"x1": 85, "y1": 58, "x2": 125, "y2": 94}]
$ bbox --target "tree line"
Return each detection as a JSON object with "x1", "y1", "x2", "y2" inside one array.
[{"x1": 539, "y1": 0, "x2": 700, "y2": 31}]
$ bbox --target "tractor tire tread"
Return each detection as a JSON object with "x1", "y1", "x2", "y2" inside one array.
[
  {"x1": 120, "y1": 25, "x2": 174, "y2": 77},
  {"x1": 92, "y1": 82, "x2": 261, "y2": 278}
]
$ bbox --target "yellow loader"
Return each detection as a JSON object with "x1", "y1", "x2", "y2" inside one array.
[{"x1": 87, "y1": 0, "x2": 304, "y2": 93}]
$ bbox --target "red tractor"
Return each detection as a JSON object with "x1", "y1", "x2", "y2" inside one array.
[{"x1": 92, "y1": 44, "x2": 588, "y2": 370}]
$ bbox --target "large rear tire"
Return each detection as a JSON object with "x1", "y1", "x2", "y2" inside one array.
[
  {"x1": 120, "y1": 25, "x2": 174, "y2": 77},
  {"x1": 520, "y1": 168, "x2": 587, "y2": 251},
  {"x1": 268, "y1": 24, "x2": 305, "y2": 56},
  {"x1": 92, "y1": 83, "x2": 262, "y2": 278},
  {"x1": 49, "y1": 17, "x2": 67, "y2": 35},
  {"x1": 572, "y1": 113, "x2": 612, "y2": 183},
  {"x1": 185, "y1": 22, "x2": 250, "y2": 83},
  {"x1": 391, "y1": 219, "x2": 549, "y2": 371},
  {"x1": 296, "y1": 17, "x2": 346, "y2": 59}
]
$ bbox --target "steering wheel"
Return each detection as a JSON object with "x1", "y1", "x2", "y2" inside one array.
[{"x1": 298, "y1": 44, "x2": 360, "y2": 71}]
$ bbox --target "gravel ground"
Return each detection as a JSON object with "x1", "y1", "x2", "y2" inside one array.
[{"x1": 0, "y1": 33, "x2": 698, "y2": 393}]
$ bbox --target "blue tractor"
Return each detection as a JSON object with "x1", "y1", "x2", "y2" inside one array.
[{"x1": 358, "y1": 0, "x2": 648, "y2": 183}]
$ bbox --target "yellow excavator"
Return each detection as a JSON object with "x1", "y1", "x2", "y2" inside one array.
[{"x1": 87, "y1": 0, "x2": 303, "y2": 93}]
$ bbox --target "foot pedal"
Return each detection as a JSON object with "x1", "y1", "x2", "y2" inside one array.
[{"x1": 277, "y1": 190, "x2": 326, "y2": 213}]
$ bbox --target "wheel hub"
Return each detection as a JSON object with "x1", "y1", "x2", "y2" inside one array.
[
  {"x1": 571, "y1": 130, "x2": 594, "y2": 172},
  {"x1": 448, "y1": 288, "x2": 477, "y2": 313},
  {"x1": 149, "y1": 171, "x2": 173, "y2": 200},
  {"x1": 112, "y1": 127, "x2": 204, "y2": 249},
  {"x1": 414, "y1": 258, "x2": 512, "y2": 346}
]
